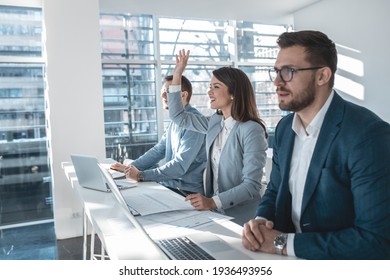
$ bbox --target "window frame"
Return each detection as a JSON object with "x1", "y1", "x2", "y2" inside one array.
[{"x1": 100, "y1": 14, "x2": 289, "y2": 160}]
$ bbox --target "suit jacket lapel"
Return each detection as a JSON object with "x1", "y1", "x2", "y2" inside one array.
[
  {"x1": 301, "y1": 93, "x2": 344, "y2": 214},
  {"x1": 273, "y1": 116, "x2": 295, "y2": 231},
  {"x1": 279, "y1": 124, "x2": 295, "y2": 189}
]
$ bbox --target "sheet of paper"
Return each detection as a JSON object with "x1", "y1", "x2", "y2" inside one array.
[
  {"x1": 139, "y1": 210, "x2": 233, "y2": 239},
  {"x1": 121, "y1": 188, "x2": 194, "y2": 216}
]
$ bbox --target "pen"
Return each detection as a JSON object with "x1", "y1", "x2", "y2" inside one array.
[{"x1": 176, "y1": 187, "x2": 189, "y2": 197}]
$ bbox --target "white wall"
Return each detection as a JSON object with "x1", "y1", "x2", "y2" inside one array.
[
  {"x1": 99, "y1": 0, "x2": 294, "y2": 24},
  {"x1": 294, "y1": 0, "x2": 390, "y2": 122},
  {"x1": 44, "y1": 0, "x2": 106, "y2": 239}
]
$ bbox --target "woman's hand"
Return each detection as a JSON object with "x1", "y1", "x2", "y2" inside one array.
[
  {"x1": 172, "y1": 49, "x2": 190, "y2": 85},
  {"x1": 185, "y1": 193, "x2": 217, "y2": 210}
]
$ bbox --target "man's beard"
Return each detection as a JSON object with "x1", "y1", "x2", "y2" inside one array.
[{"x1": 278, "y1": 77, "x2": 316, "y2": 112}]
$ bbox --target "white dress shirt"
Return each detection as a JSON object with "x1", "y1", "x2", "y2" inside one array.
[
  {"x1": 285, "y1": 91, "x2": 334, "y2": 256},
  {"x1": 211, "y1": 116, "x2": 236, "y2": 210}
]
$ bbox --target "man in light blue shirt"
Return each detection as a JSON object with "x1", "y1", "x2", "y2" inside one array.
[{"x1": 111, "y1": 75, "x2": 207, "y2": 194}]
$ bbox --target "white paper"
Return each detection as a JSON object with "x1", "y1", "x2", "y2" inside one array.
[{"x1": 121, "y1": 188, "x2": 194, "y2": 216}]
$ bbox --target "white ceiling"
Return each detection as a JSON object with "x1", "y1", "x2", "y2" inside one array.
[{"x1": 100, "y1": 0, "x2": 323, "y2": 24}]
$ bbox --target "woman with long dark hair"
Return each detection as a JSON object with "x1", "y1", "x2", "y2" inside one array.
[{"x1": 167, "y1": 49, "x2": 268, "y2": 225}]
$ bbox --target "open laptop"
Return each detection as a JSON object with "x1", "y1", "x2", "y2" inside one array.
[
  {"x1": 97, "y1": 163, "x2": 252, "y2": 260},
  {"x1": 71, "y1": 154, "x2": 137, "y2": 192}
]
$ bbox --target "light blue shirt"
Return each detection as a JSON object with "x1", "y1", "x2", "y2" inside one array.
[{"x1": 131, "y1": 104, "x2": 207, "y2": 193}]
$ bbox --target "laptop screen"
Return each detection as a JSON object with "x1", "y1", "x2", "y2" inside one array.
[{"x1": 71, "y1": 154, "x2": 109, "y2": 192}]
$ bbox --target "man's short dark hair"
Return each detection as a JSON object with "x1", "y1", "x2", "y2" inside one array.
[
  {"x1": 277, "y1": 30, "x2": 337, "y2": 88},
  {"x1": 165, "y1": 75, "x2": 193, "y2": 102}
]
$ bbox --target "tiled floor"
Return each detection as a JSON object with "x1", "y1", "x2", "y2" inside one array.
[{"x1": 0, "y1": 222, "x2": 92, "y2": 260}]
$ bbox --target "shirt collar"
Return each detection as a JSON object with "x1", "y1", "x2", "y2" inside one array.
[{"x1": 222, "y1": 116, "x2": 236, "y2": 131}]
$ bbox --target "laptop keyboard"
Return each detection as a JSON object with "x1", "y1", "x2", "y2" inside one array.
[{"x1": 157, "y1": 236, "x2": 215, "y2": 260}]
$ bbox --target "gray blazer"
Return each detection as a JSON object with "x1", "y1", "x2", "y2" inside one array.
[{"x1": 168, "y1": 90, "x2": 268, "y2": 225}]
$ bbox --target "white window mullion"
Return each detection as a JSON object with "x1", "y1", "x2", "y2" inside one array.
[{"x1": 154, "y1": 15, "x2": 164, "y2": 140}]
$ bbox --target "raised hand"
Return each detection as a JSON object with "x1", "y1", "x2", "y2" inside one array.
[{"x1": 172, "y1": 49, "x2": 190, "y2": 86}]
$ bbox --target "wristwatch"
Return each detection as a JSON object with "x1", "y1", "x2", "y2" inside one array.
[
  {"x1": 274, "y1": 233, "x2": 287, "y2": 255},
  {"x1": 137, "y1": 171, "x2": 144, "y2": 182}
]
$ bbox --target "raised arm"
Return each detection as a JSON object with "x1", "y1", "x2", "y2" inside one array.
[
  {"x1": 168, "y1": 49, "x2": 209, "y2": 133},
  {"x1": 172, "y1": 49, "x2": 190, "y2": 87}
]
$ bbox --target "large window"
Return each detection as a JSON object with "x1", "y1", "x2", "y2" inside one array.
[
  {"x1": 0, "y1": 5, "x2": 52, "y2": 227},
  {"x1": 100, "y1": 14, "x2": 157, "y2": 161},
  {"x1": 100, "y1": 15, "x2": 289, "y2": 159}
]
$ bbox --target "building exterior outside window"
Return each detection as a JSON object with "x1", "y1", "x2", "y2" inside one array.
[{"x1": 0, "y1": 5, "x2": 52, "y2": 227}]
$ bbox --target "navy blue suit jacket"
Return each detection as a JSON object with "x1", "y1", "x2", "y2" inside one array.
[{"x1": 257, "y1": 92, "x2": 390, "y2": 259}]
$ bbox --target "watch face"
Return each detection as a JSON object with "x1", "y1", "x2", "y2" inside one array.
[
  {"x1": 137, "y1": 172, "x2": 144, "y2": 181},
  {"x1": 274, "y1": 233, "x2": 287, "y2": 255},
  {"x1": 275, "y1": 234, "x2": 287, "y2": 246}
]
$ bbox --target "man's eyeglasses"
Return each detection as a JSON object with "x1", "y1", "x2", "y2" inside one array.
[{"x1": 268, "y1": 66, "x2": 325, "y2": 83}]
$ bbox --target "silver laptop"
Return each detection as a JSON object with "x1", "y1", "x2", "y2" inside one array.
[
  {"x1": 97, "y1": 163, "x2": 252, "y2": 260},
  {"x1": 70, "y1": 154, "x2": 137, "y2": 192}
]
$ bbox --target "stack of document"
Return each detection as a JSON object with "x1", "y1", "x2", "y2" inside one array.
[{"x1": 121, "y1": 186, "x2": 194, "y2": 216}]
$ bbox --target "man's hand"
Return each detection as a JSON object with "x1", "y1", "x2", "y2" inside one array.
[
  {"x1": 124, "y1": 165, "x2": 140, "y2": 181},
  {"x1": 110, "y1": 162, "x2": 126, "y2": 172},
  {"x1": 242, "y1": 219, "x2": 282, "y2": 254}
]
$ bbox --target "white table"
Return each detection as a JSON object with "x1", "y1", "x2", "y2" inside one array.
[{"x1": 62, "y1": 161, "x2": 297, "y2": 260}]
